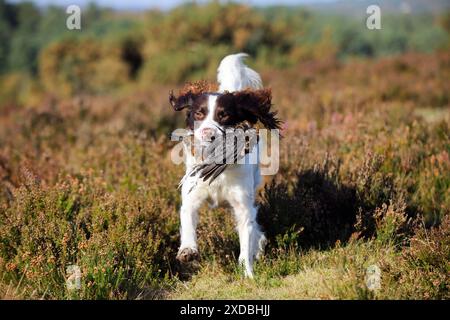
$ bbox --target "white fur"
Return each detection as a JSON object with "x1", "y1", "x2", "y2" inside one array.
[
  {"x1": 217, "y1": 53, "x2": 263, "y2": 92},
  {"x1": 178, "y1": 54, "x2": 266, "y2": 278},
  {"x1": 194, "y1": 95, "x2": 218, "y2": 143}
]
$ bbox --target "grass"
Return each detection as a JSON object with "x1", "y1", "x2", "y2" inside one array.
[
  {"x1": 170, "y1": 212, "x2": 449, "y2": 300},
  {"x1": 169, "y1": 244, "x2": 385, "y2": 300},
  {"x1": 0, "y1": 51, "x2": 449, "y2": 300}
]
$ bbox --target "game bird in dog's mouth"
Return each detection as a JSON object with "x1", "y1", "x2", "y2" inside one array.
[{"x1": 169, "y1": 53, "x2": 281, "y2": 278}]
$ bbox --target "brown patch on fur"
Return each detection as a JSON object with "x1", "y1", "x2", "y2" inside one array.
[
  {"x1": 169, "y1": 81, "x2": 217, "y2": 112},
  {"x1": 185, "y1": 95, "x2": 209, "y2": 129},
  {"x1": 217, "y1": 88, "x2": 281, "y2": 130},
  {"x1": 179, "y1": 80, "x2": 218, "y2": 96},
  {"x1": 214, "y1": 93, "x2": 241, "y2": 126}
]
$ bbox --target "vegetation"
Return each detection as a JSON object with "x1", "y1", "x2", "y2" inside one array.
[
  {"x1": 0, "y1": 1, "x2": 449, "y2": 299},
  {"x1": 1, "y1": 1, "x2": 449, "y2": 101}
]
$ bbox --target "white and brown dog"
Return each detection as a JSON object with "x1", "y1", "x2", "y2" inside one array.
[{"x1": 169, "y1": 53, "x2": 281, "y2": 278}]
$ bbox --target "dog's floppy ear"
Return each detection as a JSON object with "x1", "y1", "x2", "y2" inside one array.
[
  {"x1": 233, "y1": 88, "x2": 282, "y2": 130},
  {"x1": 169, "y1": 81, "x2": 218, "y2": 111},
  {"x1": 169, "y1": 90, "x2": 195, "y2": 111}
]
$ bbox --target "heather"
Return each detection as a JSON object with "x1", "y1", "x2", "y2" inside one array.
[{"x1": 0, "y1": 1, "x2": 449, "y2": 299}]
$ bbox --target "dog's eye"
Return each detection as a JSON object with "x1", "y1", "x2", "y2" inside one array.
[
  {"x1": 194, "y1": 111, "x2": 205, "y2": 119},
  {"x1": 218, "y1": 111, "x2": 228, "y2": 120}
]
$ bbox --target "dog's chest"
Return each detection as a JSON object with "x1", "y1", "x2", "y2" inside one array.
[{"x1": 183, "y1": 160, "x2": 256, "y2": 203}]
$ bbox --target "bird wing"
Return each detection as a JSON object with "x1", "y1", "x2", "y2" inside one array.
[{"x1": 179, "y1": 126, "x2": 258, "y2": 192}]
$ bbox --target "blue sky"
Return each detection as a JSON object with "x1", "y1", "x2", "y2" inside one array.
[{"x1": 8, "y1": 0, "x2": 337, "y2": 11}]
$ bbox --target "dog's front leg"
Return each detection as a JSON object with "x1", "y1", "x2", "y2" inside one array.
[{"x1": 177, "y1": 186, "x2": 207, "y2": 263}]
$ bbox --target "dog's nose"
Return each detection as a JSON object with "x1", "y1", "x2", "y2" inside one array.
[{"x1": 200, "y1": 127, "x2": 216, "y2": 141}]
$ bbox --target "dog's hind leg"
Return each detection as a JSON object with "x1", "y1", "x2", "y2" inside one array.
[{"x1": 229, "y1": 193, "x2": 264, "y2": 278}]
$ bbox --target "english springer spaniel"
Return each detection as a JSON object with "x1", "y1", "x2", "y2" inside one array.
[{"x1": 169, "y1": 53, "x2": 281, "y2": 278}]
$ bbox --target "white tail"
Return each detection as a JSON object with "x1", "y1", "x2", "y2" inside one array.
[{"x1": 217, "y1": 53, "x2": 263, "y2": 92}]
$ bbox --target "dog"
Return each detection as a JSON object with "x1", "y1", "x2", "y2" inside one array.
[{"x1": 169, "y1": 53, "x2": 281, "y2": 278}]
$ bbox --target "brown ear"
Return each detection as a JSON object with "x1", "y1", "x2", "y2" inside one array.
[
  {"x1": 233, "y1": 88, "x2": 281, "y2": 130},
  {"x1": 169, "y1": 81, "x2": 217, "y2": 112},
  {"x1": 169, "y1": 90, "x2": 194, "y2": 111}
]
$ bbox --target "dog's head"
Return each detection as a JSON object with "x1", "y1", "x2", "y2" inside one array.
[{"x1": 169, "y1": 81, "x2": 281, "y2": 143}]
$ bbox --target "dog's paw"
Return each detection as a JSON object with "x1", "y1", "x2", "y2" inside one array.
[{"x1": 176, "y1": 247, "x2": 199, "y2": 263}]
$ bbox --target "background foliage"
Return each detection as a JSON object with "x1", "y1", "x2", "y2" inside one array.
[
  {"x1": 0, "y1": 0, "x2": 449, "y2": 101},
  {"x1": 0, "y1": 0, "x2": 449, "y2": 299}
]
